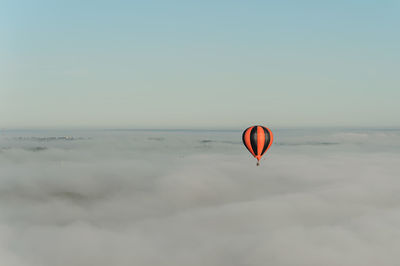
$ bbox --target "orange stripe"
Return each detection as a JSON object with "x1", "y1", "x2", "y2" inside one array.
[
  {"x1": 244, "y1": 127, "x2": 256, "y2": 157},
  {"x1": 256, "y1": 126, "x2": 264, "y2": 160},
  {"x1": 265, "y1": 127, "x2": 273, "y2": 154}
]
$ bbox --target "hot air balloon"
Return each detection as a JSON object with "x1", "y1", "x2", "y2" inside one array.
[{"x1": 242, "y1": 125, "x2": 273, "y2": 166}]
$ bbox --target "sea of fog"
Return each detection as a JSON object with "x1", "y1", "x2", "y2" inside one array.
[{"x1": 1, "y1": 128, "x2": 400, "y2": 266}]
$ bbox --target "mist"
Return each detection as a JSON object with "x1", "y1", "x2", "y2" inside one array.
[{"x1": 1, "y1": 128, "x2": 400, "y2": 266}]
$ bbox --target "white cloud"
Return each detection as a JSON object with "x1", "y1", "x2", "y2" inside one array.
[{"x1": 1, "y1": 129, "x2": 400, "y2": 266}]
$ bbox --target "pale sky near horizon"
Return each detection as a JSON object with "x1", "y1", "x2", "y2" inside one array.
[{"x1": 1, "y1": 0, "x2": 399, "y2": 129}]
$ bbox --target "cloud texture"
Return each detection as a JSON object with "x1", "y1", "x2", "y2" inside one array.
[{"x1": 1, "y1": 129, "x2": 400, "y2": 266}]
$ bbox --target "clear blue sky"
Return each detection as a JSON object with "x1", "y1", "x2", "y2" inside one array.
[{"x1": 1, "y1": 0, "x2": 399, "y2": 129}]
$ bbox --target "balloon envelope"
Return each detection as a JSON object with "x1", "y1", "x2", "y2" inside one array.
[{"x1": 242, "y1": 125, "x2": 273, "y2": 162}]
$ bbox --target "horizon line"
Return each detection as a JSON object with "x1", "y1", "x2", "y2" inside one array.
[{"x1": 1, "y1": 126, "x2": 400, "y2": 132}]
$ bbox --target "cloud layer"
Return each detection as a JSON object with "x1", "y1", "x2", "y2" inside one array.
[{"x1": 1, "y1": 129, "x2": 400, "y2": 266}]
